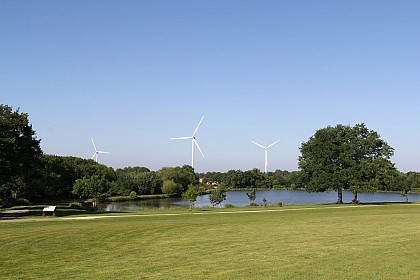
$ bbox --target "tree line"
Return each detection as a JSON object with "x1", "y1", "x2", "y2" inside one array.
[
  {"x1": 0, "y1": 104, "x2": 202, "y2": 207},
  {"x1": 1, "y1": 104, "x2": 420, "y2": 208},
  {"x1": 197, "y1": 169, "x2": 302, "y2": 190}
]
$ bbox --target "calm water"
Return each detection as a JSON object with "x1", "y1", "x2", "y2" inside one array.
[{"x1": 105, "y1": 190, "x2": 420, "y2": 211}]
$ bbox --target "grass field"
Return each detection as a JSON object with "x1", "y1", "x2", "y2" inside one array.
[{"x1": 1, "y1": 204, "x2": 420, "y2": 279}]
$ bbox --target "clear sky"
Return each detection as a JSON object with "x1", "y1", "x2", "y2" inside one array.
[{"x1": 2, "y1": 1, "x2": 420, "y2": 173}]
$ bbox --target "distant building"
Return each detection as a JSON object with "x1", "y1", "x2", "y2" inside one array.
[{"x1": 199, "y1": 178, "x2": 220, "y2": 186}]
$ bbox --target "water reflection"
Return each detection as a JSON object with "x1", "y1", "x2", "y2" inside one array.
[{"x1": 105, "y1": 190, "x2": 420, "y2": 211}]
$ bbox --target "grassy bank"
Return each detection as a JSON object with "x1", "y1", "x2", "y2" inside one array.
[
  {"x1": 1, "y1": 204, "x2": 419, "y2": 279},
  {"x1": 107, "y1": 193, "x2": 170, "y2": 202}
]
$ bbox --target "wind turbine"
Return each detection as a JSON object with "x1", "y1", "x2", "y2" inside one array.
[
  {"x1": 91, "y1": 138, "x2": 110, "y2": 163},
  {"x1": 251, "y1": 139, "x2": 281, "y2": 173},
  {"x1": 170, "y1": 116, "x2": 205, "y2": 169}
]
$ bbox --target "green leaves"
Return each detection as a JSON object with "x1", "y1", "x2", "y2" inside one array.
[
  {"x1": 182, "y1": 184, "x2": 199, "y2": 209},
  {"x1": 209, "y1": 188, "x2": 226, "y2": 207},
  {"x1": 299, "y1": 123, "x2": 396, "y2": 202},
  {"x1": 223, "y1": 169, "x2": 266, "y2": 189},
  {"x1": 246, "y1": 188, "x2": 256, "y2": 202},
  {"x1": 162, "y1": 180, "x2": 183, "y2": 196},
  {"x1": 0, "y1": 104, "x2": 43, "y2": 206},
  {"x1": 72, "y1": 175, "x2": 112, "y2": 201}
]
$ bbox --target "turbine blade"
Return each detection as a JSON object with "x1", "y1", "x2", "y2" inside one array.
[
  {"x1": 91, "y1": 138, "x2": 97, "y2": 151},
  {"x1": 98, "y1": 151, "x2": 110, "y2": 154},
  {"x1": 192, "y1": 116, "x2": 204, "y2": 137},
  {"x1": 91, "y1": 153, "x2": 96, "y2": 159},
  {"x1": 251, "y1": 141, "x2": 266, "y2": 149},
  {"x1": 170, "y1": 136, "x2": 192, "y2": 140},
  {"x1": 193, "y1": 139, "x2": 205, "y2": 158},
  {"x1": 267, "y1": 139, "x2": 281, "y2": 148}
]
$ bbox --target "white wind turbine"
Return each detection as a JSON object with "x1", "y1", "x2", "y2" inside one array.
[
  {"x1": 170, "y1": 116, "x2": 205, "y2": 169},
  {"x1": 91, "y1": 138, "x2": 110, "y2": 163},
  {"x1": 251, "y1": 139, "x2": 281, "y2": 173}
]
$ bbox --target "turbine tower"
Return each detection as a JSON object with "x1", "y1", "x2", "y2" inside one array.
[
  {"x1": 251, "y1": 139, "x2": 281, "y2": 173},
  {"x1": 170, "y1": 116, "x2": 205, "y2": 169},
  {"x1": 91, "y1": 138, "x2": 110, "y2": 163}
]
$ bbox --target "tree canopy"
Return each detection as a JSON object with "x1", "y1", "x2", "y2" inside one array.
[
  {"x1": 0, "y1": 105, "x2": 43, "y2": 206},
  {"x1": 114, "y1": 167, "x2": 161, "y2": 196},
  {"x1": 299, "y1": 123, "x2": 396, "y2": 203},
  {"x1": 162, "y1": 179, "x2": 183, "y2": 196},
  {"x1": 72, "y1": 175, "x2": 114, "y2": 202},
  {"x1": 182, "y1": 184, "x2": 199, "y2": 209},
  {"x1": 209, "y1": 188, "x2": 227, "y2": 207},
  {"x1": 159, "y1": 165, "x2": 198, "y2": 191}
]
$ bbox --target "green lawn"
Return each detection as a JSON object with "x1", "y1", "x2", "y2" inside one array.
[{"x1": 1, "y1": 204, "x2": 419, "y2": 279}]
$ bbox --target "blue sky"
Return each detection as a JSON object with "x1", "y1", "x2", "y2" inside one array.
[{"x1": 2, "y1": 1, "x2": 420, "y2": 173}]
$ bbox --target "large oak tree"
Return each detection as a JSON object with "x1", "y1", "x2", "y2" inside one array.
[{"x1": 298, "y1": 123, "x2": 396, "y2": 203}]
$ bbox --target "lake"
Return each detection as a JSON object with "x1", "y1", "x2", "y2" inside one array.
[{"x1": 105, "y1": 190, "x2": 420, "y2": 211}]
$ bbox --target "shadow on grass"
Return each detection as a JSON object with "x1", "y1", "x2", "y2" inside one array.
[
  {"x1": 357, "y1": 201, "x2": 413, "y2": 206},
  {"x1": 316, "y1": 201, "x2": 414, "y2": 206}
]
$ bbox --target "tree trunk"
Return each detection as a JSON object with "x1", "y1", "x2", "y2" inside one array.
[
  {"x1": 336, "y1": 189, "x2": 343, "y2": 204},
  {"x1": 352, "y1": 192, "x2": 358, "y2": 204}
]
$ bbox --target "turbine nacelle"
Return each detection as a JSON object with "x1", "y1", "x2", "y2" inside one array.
[
  {"x1": 91, "y1": 138, "x2": 110, "y2": 163},
  {"x1": 251, "y1": 139, "x2": 281, "y2": 173}
]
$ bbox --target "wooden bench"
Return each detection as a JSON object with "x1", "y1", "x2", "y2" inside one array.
[{"x1": 42, "y1": 206, "x2": 56, "y2": 216}]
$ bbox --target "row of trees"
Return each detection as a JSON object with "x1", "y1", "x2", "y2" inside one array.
[
  {"x1": 45, "y1": 158, "x2": 200, "y2": 202},
  {"x1": 3, "y1": 153, "x2": 200, "y2": 206},
  {"x1": 112, "y1": 165, "x2": 198, "y2": 197},
  {"x1": 1, "y1": 104, "x2": 420, "y2": 207},
  {"x1": 198, "y1": 169, "x2": 301, "y2": 189},
  {"x1": 0, "y1": 104, "x2": 202, "y2": 206}
]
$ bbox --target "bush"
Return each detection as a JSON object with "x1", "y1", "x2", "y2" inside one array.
[
  {"x1": 107, "y1": 195, "x2": 131, "y2": 202},
  {"x1": 224, "y1": 203, "x2": 236, "y2": 208},
  {"x1": 69, "y1": 202, "x2": 83, "y2": 209},
  {"x1": 248, "y1": 202, "x2": 259, "y2": 207},
  {"x1": 273, "y1": 201, "x2": 283, "y2": 207},
  {"x1": 262, "y1": 197, "x2": 268, "y2": 207},
  {"x1": 162, "y1": 180, "x2": 183, "y2": 196},
  {"x1": 129, "y1": 191, "x2": 137, "y2": 199},
  {"x1": 14, "y1": 198, "x2": 31, "y2": 206}
]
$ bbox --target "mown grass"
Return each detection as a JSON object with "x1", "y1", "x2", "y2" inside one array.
[{"x1": 1, "y1": 204, "x2": 419, "y2": 279}]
